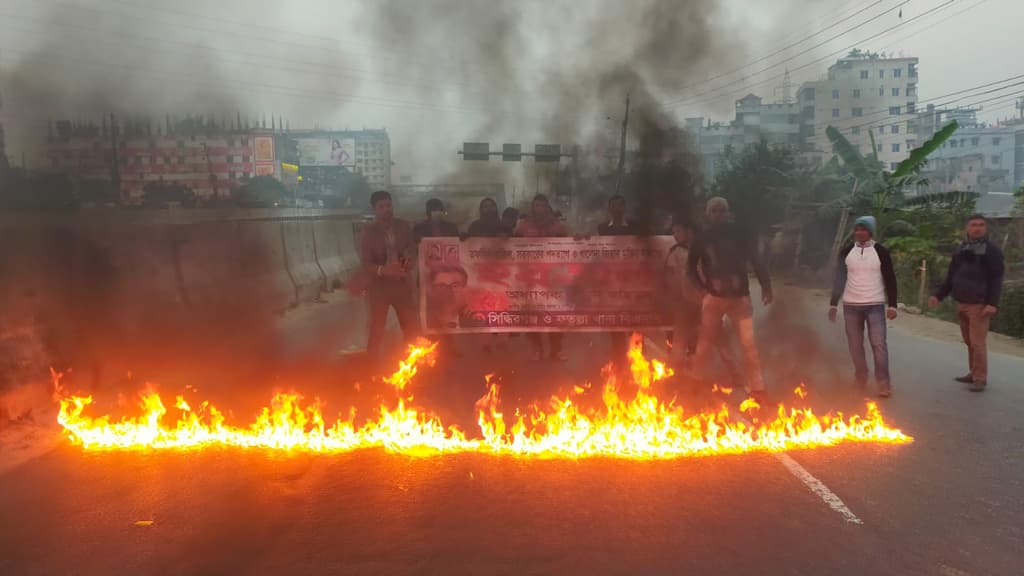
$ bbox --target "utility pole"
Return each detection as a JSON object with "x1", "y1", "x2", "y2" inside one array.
[{"x1": 614, "y1": 92, "x2": 630, "y2": 195}]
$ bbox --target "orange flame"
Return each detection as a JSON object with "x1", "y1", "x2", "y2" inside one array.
[
  {"x1": 794, "y1": 383, "x2": 808, "y2": 399},
  {"x1": 57, "y1": 341, "x2": 912, "y2": 458}
]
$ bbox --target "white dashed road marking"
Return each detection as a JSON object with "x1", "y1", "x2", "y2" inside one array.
[
  {"x1": 774, "y1": 452, "x2": 863, "y2": 524},
  {"x1": 642, "y1": 336, "x2": 864, "y2": 525}
]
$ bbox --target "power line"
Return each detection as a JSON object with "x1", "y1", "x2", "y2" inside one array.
[
  {"x1": 813, "y1": 74, "x2": 1024, "y2": 133},
  {"x1": 72, "y1": 0, "x2": 501, "y2": 89},
  {"x1": 0, "y1": 16, "x2": 490, "y2": 101},
  {"x1": 663, "y1": 0, "x2": 959, "y2": 110},
  {"x1": 662, "y1": 0, "x2": 918, "y2": 108},
  {"x1": 876, "y1": 0, "x2": 993, "y2": 52},
  {"x1": 0, "y1": 47, "x2": 493, "y2": 117},
  {"x1": 670, "y1": 0, "x2": 896, "y2": 98}
]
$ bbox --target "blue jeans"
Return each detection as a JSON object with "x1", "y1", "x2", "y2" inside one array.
[{"x1": 843, "y1": 304, "x2": 890, "y2": 389}]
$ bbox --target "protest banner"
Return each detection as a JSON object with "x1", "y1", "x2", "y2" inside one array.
[{"x1": 418, "y1": 236, "x2": 675, "y2": 333}]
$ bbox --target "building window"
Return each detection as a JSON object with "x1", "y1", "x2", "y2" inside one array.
[
  {"x1": 950, "y1": 140, "x2": 958, "y2": 148},
  {"x1": 906, "y1": 102, "x2": 916, "y2": 114},
  {"x1": 832, "y1": 108, "x2": 840, "y2": 118},
  {"x1": 892, "y1": 87, "x2": 900, "y2": 96},
  {"x1": 992, "y1": 155, "x2": 1002, "y2": 164},
  {"x1": 879, "y1": 69, "x2": 885, "y2": 78},
  {"x1": 852, "y1": 126, "x2": 861, "y2": 135},
  {"x1": 832, "y1": 89, "x2": 840, "y2": 99},
  {"x1": 909, "y1": 63, "x2": 917, "y2": 77},
  {"x1": 852, "y1": 107, "x2": 863, "y2": 116},
  {"x1": 907, "y1": 85, "x2": 916, "y2": 97},
  {"x1": 241, "y1": 138, "x2": 249, "y2": 146},
  {"x1": 892, "y1": 124, "x2": 900, "y2": 134},
  {"x1": 889, "y1": 106, "x2": 900, "y2": 115},
  {"x1": 992, "y1": 137, "x2": 1001, "y2": 145},
  {"x1": 891, "y1": 143, "x2": 901, "y2": 153},
  {"x1": 852, "y1": 89, "x2": 861, "y2": 98},
  {"x1": 243, "y1": 155, "x2": 251, "y2": 162},
  {"x1": 860, "y1": 70, "x2": 869, "y2": 79},
  {"x1": 894, "y1": 68, "x2": 903, "y2": 78},
  {"x1": 879, "y1": 87, "x2": 885, "y2": 96},
  {"x1": 891, "y1": 162, "x2": 900, "y2": 170},
  {"x1": 971, "y1": 137, "x2": 980, "y2": 146}
]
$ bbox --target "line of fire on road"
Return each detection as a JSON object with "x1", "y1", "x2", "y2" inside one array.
[{"x1": 55, "y1": 342, "x2": 912, "y2": 459}]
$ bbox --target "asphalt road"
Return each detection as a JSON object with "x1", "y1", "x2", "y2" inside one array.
[{"x1": 1, "y1": 290, "x2": 1022, "y2": 576}]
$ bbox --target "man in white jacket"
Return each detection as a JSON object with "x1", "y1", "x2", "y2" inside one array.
[{"x1": 829, "y1": 216, "x2": 899, "y2": 397}]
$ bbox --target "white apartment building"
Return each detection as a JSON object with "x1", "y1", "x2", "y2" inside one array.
[
  {"x1": 799, "y1": 52, "x2": 920, "y2": 169},
  {"x1": 352, "y1": 129, "x2": 392, "y2": 189},
  {"x1": 687, "y1": 94, "x2": 801, "y2": 182},
  {"x1": 921, "y1": 108, "x2": 1023, "y2": 193}
]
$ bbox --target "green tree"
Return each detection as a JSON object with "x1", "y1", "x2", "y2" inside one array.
[
  {"x1": 235, "y1": 175, "x2": 289, "y2": 208},
  {"x1": 711, "y1": 140, "x2": 797, "y2": 233}
]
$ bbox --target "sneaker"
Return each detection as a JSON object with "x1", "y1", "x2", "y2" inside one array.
[
  {"x1": 551, "y1": 351, "x2": 568, "y2": 362},
  {"x1": 954, "y1": 374, "x2": 974, "y2": 384},
  {"x1": 968, "y1": 381, "x2": 987, "y2": 392},
  {"x1": 877, "y1": 387, "x2": 892, "y2": 398}
]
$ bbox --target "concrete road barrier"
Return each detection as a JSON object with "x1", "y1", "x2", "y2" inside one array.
[{"x1": 281, "y1": 220, "x2": 326, "y2": 303}]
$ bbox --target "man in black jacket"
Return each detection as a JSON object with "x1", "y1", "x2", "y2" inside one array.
[
  {"x1": 929, "y1": 214, "x2": 1005, "y2": 392},
  {"x1": 829, "y1": 216, "x2": 899, "y2": 397},
  {"x1": 688, "y1": 197, "x2": 772, "y2": 400},
  {"x1": 413, "y1": 198, "x2": 460, "y2": 243}
]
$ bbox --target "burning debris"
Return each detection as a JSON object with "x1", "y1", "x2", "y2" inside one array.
[{"x1": 57, "y1": 341, "x2": 911, "y2": 459}]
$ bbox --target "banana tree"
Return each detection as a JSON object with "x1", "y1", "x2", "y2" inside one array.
[{"x1": 822, "y1": 120, "x2": 959, "y2": 237}]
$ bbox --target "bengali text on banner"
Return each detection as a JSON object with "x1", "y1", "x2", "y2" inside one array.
[{"x1": 418, "y1": 236, "x2": 676, "y2": 333}]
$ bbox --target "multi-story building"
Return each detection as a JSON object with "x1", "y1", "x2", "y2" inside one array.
[
  {"x1": 46, "y1": 118, "x2": 275, "y2": 201},
  {"x1": 918, "y1": 107, "x2": 1023, "y2": 194},
  {"x1": 798, "y1": 52, "x2": 920, "y2": 170},
  {"x1": 44, "y1": 119, "x2": 391, "y2": 202},
  {"x1": 687, "y1": 94, "x2": 801, "y2": 182}
]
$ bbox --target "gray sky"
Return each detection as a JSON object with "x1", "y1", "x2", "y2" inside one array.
[{"x1": 0, "y1": 0, "x2": 1020, "y2": 182}]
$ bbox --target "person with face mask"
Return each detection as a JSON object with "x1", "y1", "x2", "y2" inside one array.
[
  {"x1": 413, "y1": 198, "x2": 460, "y2": 244},
  {"x1": 467, "y1": 198, "x2": 509, "y2": 237},
  {"x1": 829, "y1": 215, "x2": 899, "y2": 398},
  {"x1": 929, "y1": 214, "x2": 1005, "y2": 392}
]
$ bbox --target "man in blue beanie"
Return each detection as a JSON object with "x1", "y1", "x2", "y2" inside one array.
[{"x1": 829, "y1": 215, "x2": 899, "y2": 397}]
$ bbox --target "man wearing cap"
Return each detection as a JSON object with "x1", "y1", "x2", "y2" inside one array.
[
  {"x1": 688, "y1": 197, "x2": 772, "y2": 400},
  {"x1": 829, "y1": 215, "x2": 898, "y2": 397}
]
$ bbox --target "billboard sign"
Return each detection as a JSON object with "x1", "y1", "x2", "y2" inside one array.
[{"x1": 296, "y1": 138, "x2": 355, "y2": 167}]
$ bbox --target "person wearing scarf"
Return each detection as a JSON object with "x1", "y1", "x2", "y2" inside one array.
[{"x1": 930, "y1": 214, "x2": 1006, "y2": 392}]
